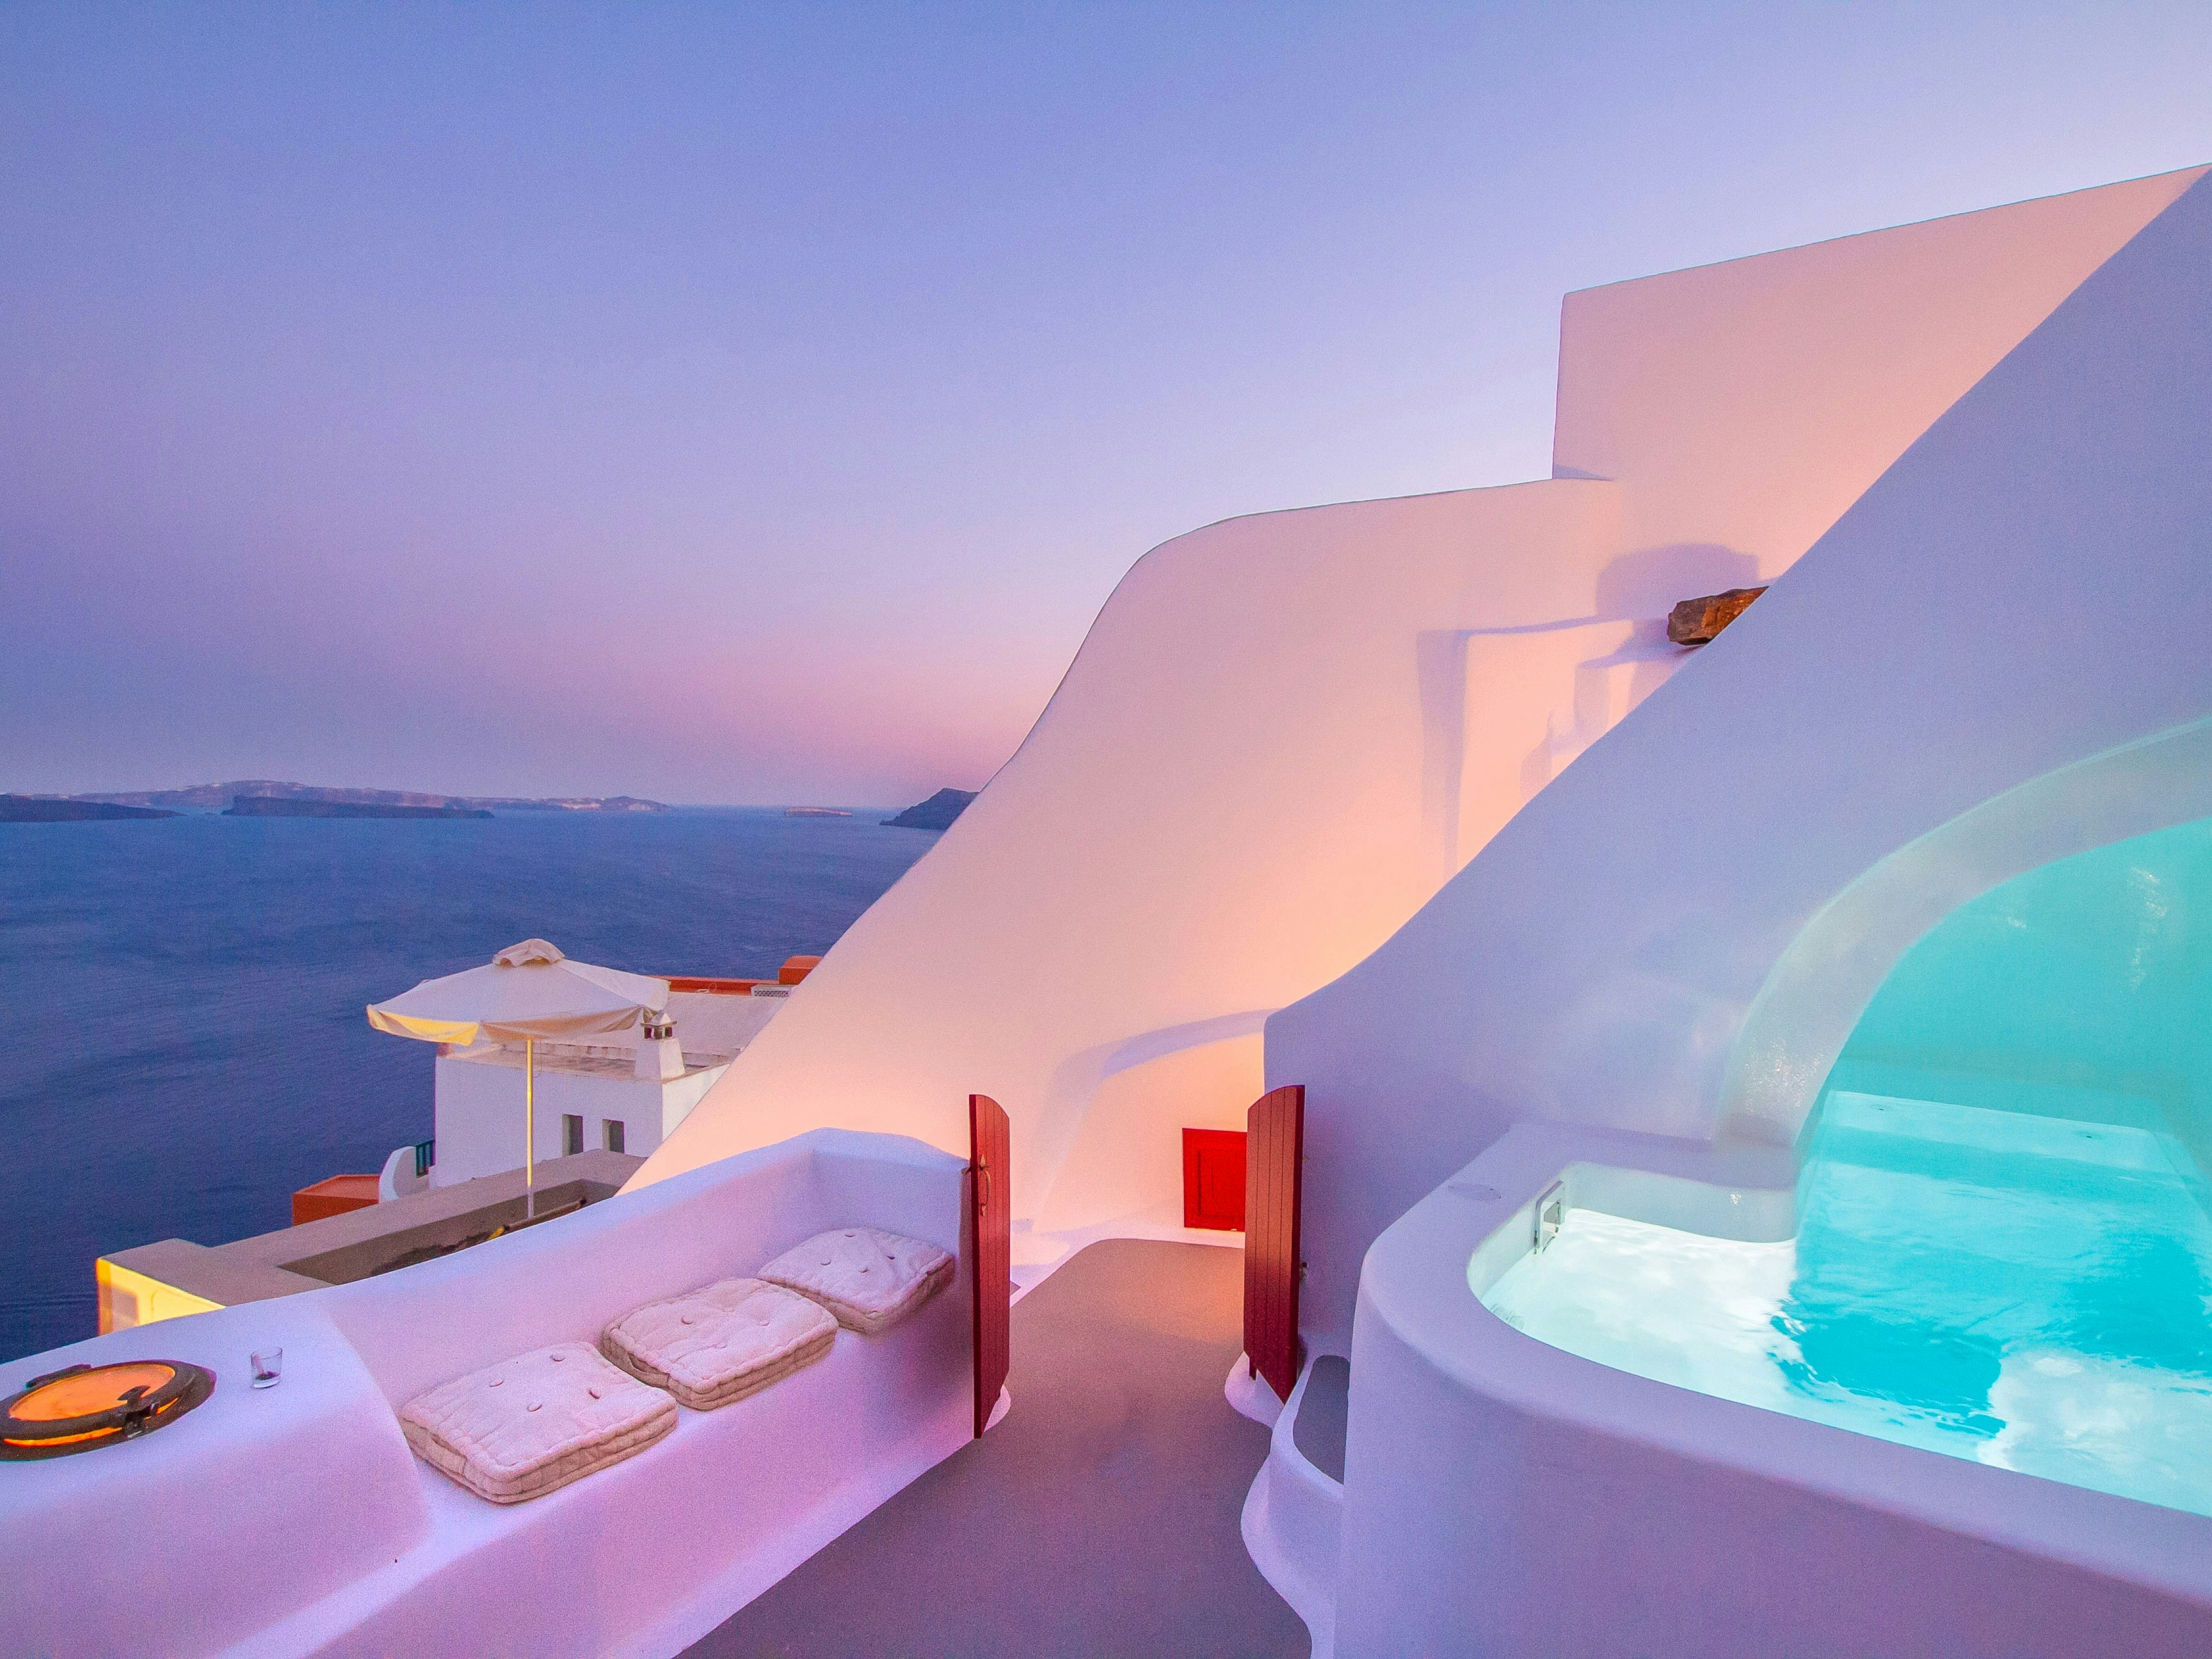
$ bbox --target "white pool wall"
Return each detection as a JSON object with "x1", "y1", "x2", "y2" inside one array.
[{"x1": 1333, "y1": 1123, "x2": 2212, "y2": 1659}]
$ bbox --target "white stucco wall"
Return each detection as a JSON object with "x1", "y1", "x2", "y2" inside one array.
[
  {"x1": 1273, "y1": 166, "x2": 2212, "y2": 1355},
  {"x1": 635, "y1": 166, "x2": 2201, "y2": 1250},
  {"x1": 433, "y1": 1049, "x2": 725, "y2": 1183},
  {"x1": 1552, "y1": 166, "x2": 2204, "y2": 568}
]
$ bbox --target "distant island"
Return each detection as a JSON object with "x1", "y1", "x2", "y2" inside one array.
[
  {"x1": 883, "y1": 788, "x2": 976, "y2": 831},
  {"x1": 223, "y1": 796, "x2": 492, "y2": 819},
  {"x1": 784, "y1": 806, "x2": 853, "y2": 818},
  {"x1": 0, "y1": 794, "x2": 180, "y2": 822},
  {"x1": 67, "y1": 780, "x2": 671, "y2": 814}
]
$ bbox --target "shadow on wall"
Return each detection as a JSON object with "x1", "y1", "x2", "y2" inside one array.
[{"x1": 1416, "y1": 543, "x2": 1754, "y2": 877}]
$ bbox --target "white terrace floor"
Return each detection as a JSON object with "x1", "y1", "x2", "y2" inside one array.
[{"x1": 686, "y1": 1239, "x2": 1310, "y2": 1658}]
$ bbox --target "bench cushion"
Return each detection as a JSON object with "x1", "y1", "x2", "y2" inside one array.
[
  {"x1": 757, "y1": 1226, "x2": 956, "y2": 1335},
  {"x1": 601, "y1": 1278, "x2": 837, "y2": 1411},
  {"x1": 400, "y1": 1342, "x2": 676, "y2": 1504}
]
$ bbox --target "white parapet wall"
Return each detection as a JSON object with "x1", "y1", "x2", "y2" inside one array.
[
  {"x1": 0, "y1": 1130, "x2": 972, "y2": 1659},
  {"x1": 630, "y1": 168, "x2": 2202, "y2": 1247}
]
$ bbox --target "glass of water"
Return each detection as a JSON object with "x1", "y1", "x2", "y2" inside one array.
[{"x1": 250, "y1": 1347, "x2": 283, "y2": 1388}]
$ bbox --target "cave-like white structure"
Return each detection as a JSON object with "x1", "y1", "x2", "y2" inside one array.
[
  {"x1": 637, "y1": 164, "x2": 2204, "y2": 1254},
  {"x1": 639, "y1": 163, "x2": 2212, "y2": 1656},
  {"x1": 1295, "y1": 168, "x2": 2212, "y2": 1658}
]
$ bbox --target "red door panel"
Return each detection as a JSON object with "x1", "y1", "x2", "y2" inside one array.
[
  {"x1": 1182, "y1": 1128, "x2": 1248, "y2": 1230},
  {"x1": 969, "y1": 1092, "x2": 1011, "y2": 1438},
  {"x1": 1242, "y1": 1084, "x2": 1305, "y2": 1404}
]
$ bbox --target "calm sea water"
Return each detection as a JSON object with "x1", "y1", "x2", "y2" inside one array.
[{"x1": 0, "y1": 808, "x2": 936, "y2": 1362}]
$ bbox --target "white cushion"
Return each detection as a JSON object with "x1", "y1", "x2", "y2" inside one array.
[
  {"x1": 601, "y1": 1278, "x2": 837, "y2": 1411},
  {"x1": 399, "y1": 1342, "x2": 675, "y2": 1504},
  {"x1": 758, "y1": 1226, "x2": 955, "y2": 1334}
]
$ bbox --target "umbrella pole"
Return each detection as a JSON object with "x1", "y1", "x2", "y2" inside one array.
[{"x1": 524, "y1": 1037, "x2": 536, "y2": 1221}]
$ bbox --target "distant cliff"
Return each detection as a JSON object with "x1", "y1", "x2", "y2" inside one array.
[
  {"x1": 1, "y1": 795, "x2": 180, "y2": 822},
  {"x1": 222, "y1": 796, "x2": 492, "y2": 819},
  {"x1": 72, "y1": 781, "x2": 669, "y2": 813},
  {"x1": 883, "y1": 788, "x2": 976, "y2": 831}
]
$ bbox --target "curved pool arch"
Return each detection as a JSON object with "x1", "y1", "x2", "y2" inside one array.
[
  {"x1": 1490, "y1": 806, "x2": 2212, "y2": 1514},
  {"x1": 1717, "y1": 715, "x2": 2212, "y2": 1150}
]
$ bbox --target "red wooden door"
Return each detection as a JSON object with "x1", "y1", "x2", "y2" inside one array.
[
  {"x1": 1242, "y1": 1084, "x2": 1305, "y2": 1403},
  {"x1": 1182, "y1": 1128, "x2": 1247, "y2": 1230},
  {"x1": 969, "y1": 1092, "x2": 1011, "y2": 1438}
]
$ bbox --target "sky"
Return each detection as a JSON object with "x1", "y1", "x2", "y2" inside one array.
[{"x1": 4, "y1": 3, "x2": 2210, "y2": 807}]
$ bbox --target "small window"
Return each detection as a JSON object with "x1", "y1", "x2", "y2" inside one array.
[
  {"x1": 602, "y1": 1119, "x2": 627, "y2": 1155},
  {"x1": 561, "y1": 1114, "x2": 583, "y2": 1157}
]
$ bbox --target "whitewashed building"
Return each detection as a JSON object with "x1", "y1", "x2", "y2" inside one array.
[{"x1": 381, "y1": 974, "x2": 808, "y2": 1195}]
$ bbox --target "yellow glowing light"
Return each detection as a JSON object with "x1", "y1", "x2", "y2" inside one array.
[{"x1": 95, "y1": 1258, "x2": 223, "y2": 1334}]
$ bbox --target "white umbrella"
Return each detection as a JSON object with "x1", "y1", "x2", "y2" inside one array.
[{"x1": 368, "y1": 939, "x2": 668, "y2": 1217}]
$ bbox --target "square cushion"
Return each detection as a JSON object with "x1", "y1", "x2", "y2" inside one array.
[
  {"x1": 400, "y1": 1342, "x2": 675, "y2": 1504},
  {"x1": 601, "y1": 1278, "x2": 837, "y2": 1410},
  {"x1": 757, "y1": 1226, "x2": 955, "y2": 1335}
]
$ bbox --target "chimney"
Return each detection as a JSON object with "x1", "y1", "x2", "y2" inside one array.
[{"x1": 635, "y1": 1011, "x2": 684, "y2": 1082}]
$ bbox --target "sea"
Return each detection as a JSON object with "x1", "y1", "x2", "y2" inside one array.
[{"x1": 0, "y1": 807, "x2": 937, "y2": 1363}]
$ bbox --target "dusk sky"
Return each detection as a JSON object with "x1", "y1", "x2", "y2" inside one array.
[{"x1": 5, "y1": 4, "x2": 2209, "y2": 806}]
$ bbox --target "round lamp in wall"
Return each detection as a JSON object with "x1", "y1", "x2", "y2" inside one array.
[{"x1": 0, "y1": 1360, "x2": 216, "y2": 1460}]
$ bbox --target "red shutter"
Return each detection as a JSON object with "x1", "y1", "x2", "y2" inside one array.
[
  {"x1": 1182, "y1": 1128, "x2": 1249, "y2": 1230},
  {"x1": 969, "y1": 1092, "x2": 1011, "y2": 1438},
  {"x1": 1242, "y1": 1085, "x2": 1305, "y2": 1403}
]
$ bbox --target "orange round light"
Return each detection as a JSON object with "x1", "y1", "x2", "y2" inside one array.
[
  {"x1": 0, "y1": 1359, "x2": 213, "y2": 1459},
  {"x1": 10, "y1": 1363, "x2": 177, "y2": 1422}
]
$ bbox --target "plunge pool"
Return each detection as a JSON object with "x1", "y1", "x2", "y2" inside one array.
[{"x1": 1482, "y1": 1091, "x2": 2212, "y2": 1516}]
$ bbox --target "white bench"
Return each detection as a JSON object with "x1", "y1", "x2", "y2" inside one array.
[{"x1": 0, "y1": 1130, "x2": 973, "y2": 1658}]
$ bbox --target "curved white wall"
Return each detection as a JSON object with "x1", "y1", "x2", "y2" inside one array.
[
  {"x1": 635, "y1": 166, "x2": 2200, "y2": 1249},
  {"x1": 638, "y1": 477, "x2": 1629, "y2": 1226},
  {"x1": 1272, "y1": 168, "x2": 2212, "y2": 1354}
]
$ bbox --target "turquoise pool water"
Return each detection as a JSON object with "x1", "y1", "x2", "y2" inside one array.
[{"x1": 1482, "y1": 1091, "x2": 2212, "y2": 1515}]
